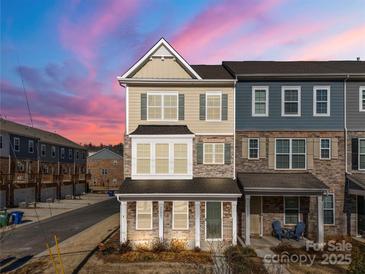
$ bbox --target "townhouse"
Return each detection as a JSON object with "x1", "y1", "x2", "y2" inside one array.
[
  {"x1": 116, "y1": 38, "x2": 365, "y2": 248},
  {"x1": 0, "y1": 118, "x2": 88, "y2": 207},
  {"x1": 116, "y1": 39, "x2": 241, "y2": 249}
]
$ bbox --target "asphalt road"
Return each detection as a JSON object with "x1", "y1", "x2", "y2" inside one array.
[{"x1": 0, "y1": 198, "x2": 119, "y2": 271}]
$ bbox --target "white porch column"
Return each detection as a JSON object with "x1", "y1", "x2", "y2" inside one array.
[
  {"x1": 120, "y1": 201, "x2": 127, "y2": 243},
  {"x1": 158, "y1": 201, "x2": 164, "y2": 241},
  {"x1": 245, "y1": 195, "x2": 251, "y2": 246},
  {"x1": 317, "y1": 195, "x2": 324, "y2": 244},
  {"x1": 232, "y1": 201, "x2": 237, "y2": 246},
  {"x1": 195, "y1": 201, "x2": 201, "y2": 248}
]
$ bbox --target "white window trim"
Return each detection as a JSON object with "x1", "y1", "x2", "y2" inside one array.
[
  {"x1": 136, "y1": 201, "x2": 153, "y2": 230},
  {"x1": 205, "y1": 201, "x2": 223, "y2": 241},
  {"x1": 14, "y1": 137, "x2": 20, "y2": 152},
  {"x1": 28, "y1": 140, "x2": 34, "y2": 153},
  {"x1": 203, "y1": 143, "x2": 225, "y2": 165},
  {"x1": 131, "y1": 137, "x2": 193, "y2": 180},
  {"x1": 281, "y1": 86, "x2": 301, "y2": 117},
  {"x1": 313, "y1": 86, "x2": 331, "y2": 116},
  {"x1": 248, "y1": 138, "x2": 259, "y2": 160},
  {"x1": 323, "y1": 193, "x2": 336, "y2": 225},
  {"x1": 359, "y1": 138, "x2": 365, "y2": 171},
  {"x1": 51, "y1": 146, "x2": 56, "y2": 158},
  {"x1": 172, "y1": 201, "x2": 189, "y2": 230},
  {"x1": 206, "y1": 92, "x2": 222, "y2": 122},
  {"x1": 252, "y1": 86, "x2": 269, "y2": 117},
  {"x1": 284, "y1": 197, "x2": 300, "y2": 225},
  {"x1": 275, "y1": 138, "x2": 307, "y2": 170},
  {"x1": 319, "y1": 138, "x2": 331, "y2": 160},
  {"x1": 147, "y1": 92, "x2": 178, "y2": 121},
  {"x1": 360, "y1": 87, "x2": 365, "y2": 112},
  {"x1": 41, "y1": 144, "x2": 46, "y2": 157}
]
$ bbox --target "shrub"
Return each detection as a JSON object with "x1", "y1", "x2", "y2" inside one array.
[
  {"x1": 151, "y1": 239, "x2": 169, "y2": 253},
  {"x1": 135, "y1": 242, "x2": 151, "y2": 252},
  {"x1": 348, "y1": 246, "x2": 365, "y2": 274},
  {"x1": 170, "y1": 239, "x2": 187, "y2": 253},
  {"x1": 119, "y1": 240, "x2": 132, "y2": 254},
  {"x1": 224, "y1": 245, "x2": 265, "y2": 274}
]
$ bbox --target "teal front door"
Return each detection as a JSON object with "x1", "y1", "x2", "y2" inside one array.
[{"x1": 206, "y1": 202, "x2": 222, "y2": 239}]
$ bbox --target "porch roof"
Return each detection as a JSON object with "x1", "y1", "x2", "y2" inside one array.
[
  {"x1": 116, "y1": 177, "x2": 241, "y2": 200},
  {"x1": 237, "y1": 172, "x2": 329, "y2": 196},
  {"x1": 347, "y1": 173, "x2": 365, "y2": 196},
  {"x1": 129, "y1": 125, "x2": 194, "y2": 135}
]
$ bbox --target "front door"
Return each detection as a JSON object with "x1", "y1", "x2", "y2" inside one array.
[
  {"x1": 358, "y1": 196, "x2": 365, "y2": 236},
  {"x1": 206, "y1": 202, "x2": 222, "y2": 239},
  {"x1": 250, "y1": 196, "x2": 261, "y2": 236}
]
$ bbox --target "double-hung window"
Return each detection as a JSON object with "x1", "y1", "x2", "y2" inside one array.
[
  {"x1": 155, "y1": 144, "x2": 169, "y2": 174},
  {"x1": 359, "y1": 138, "x2": 365, "y2": 170},
  {"x1": 147, "y1": 93, "x2": 178, "y2": 120},
  {"x1": 360, "y1": 87, "x2": 365, "y2": 112},
  {"x1": 282, "y1": 86, "x2": 301, "y2": 116},
  {"x1": 14, "y1": 137, "x2": 20, "y2": 152},
  {"x1": 51, "y1": 146, "x2": 56, "y2": 158},
  {"x1": 320, "y1": 138, "x2": 331, "y2": 160},
  {"x1": 252, "y1": 86, "x2": 269, "y2": 116},
  {"x1": 204, "y1": 143, "x2": 224, "y2": 164},
  {"x1": 28, "y1": 140, "x2": 34, "y2": 153},
  {"x1": 174, "y1": 144, "x2": 188, "y2": 174},
  {"x1": 323, "y1": 194, "x2": 335, "y2": 225},
  {"x1": 101, "y1": 168, "x2": 108, "y2": 175},
  {"x1": 41, "y1": 144, "x2": 46, "y2": 157},
  {"x1": 284, "y1": 197, "x2": 299, "y2": 225},
  {"x1": 248, "y1": 138, "x2": 259, "y2": 159},
  {"x1": 0, "y1": 135, "x2": 2, "y2": 149},
  {"x1": 314, "y1": 86, "x2": 330, "y2": 116},
  {"x1": 61, "y1": 148, "x2": 65, "y2": 160},
  {"x1": 136, "y1": 144, "x2": 151, "y2": 174},
  {"x1": 173, "y1": 201, "x2": 189, "y2": 230},
  {"x1": 276, "y1": 139, "x2": 306, "y2": 169},
  {"x1": 68, "y1": 149, "x2": 72, "y2": 160},
  {"x1": 76, "y1": 151, "x2": 79, "y2": 160},
  {"x1": 206, "y1": 93, "x2": 221, "y2": 121},
  {"x1": 136, "y1": 201, "x2": 153, "y2": 230}
]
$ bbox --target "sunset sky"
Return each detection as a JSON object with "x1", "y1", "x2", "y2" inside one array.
[{"x1": 1, "y1": 0, "x2": 365, "y2": 145}]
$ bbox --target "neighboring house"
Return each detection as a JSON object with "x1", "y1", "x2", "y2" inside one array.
[
  {"x1": 117, "y1": 39, "x2": 365, "y2": 247},
  {"x1": 0, "y1": 118, "x2": 88, "y2": 207},
  {"x1": 345, "y1": 81, "x2": 365, "y2": 237},
  {"x1": 87, "y1": 148, "x2": 123, "y2": 191},
  {"x1": 116, "y1": 38, "x2": 241, "y2": 250}
]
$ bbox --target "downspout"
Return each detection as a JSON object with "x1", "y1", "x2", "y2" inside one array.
[{"x1": 344, "y1": 75, "x2": 349, "y2": 173}]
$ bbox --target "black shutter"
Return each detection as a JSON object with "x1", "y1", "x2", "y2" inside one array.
[{"x1": 352, "y1": 138, "x2": 358, "y2": 170}]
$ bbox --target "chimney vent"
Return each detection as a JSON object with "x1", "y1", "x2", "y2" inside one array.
[{"x1": 357, "y1": 57, "x2": 360, "y2": 61}]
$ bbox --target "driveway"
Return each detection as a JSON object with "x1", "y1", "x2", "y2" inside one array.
[{"x1": 0, "y1": 198, "x2": 119, "y2": 271}]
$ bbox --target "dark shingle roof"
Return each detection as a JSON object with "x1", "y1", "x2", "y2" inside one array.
[
  {"x1": 237, "y1": 172, "x2": 328, "y2": 195},
  {"x1": 223, "y1": 61, "x2": 365, "y2": 75},
  {"x1": 0, "y1": 118, "x2": 84, "y2": 149},
  {"x1": 129, "y1": 125, "x2": 194, "y2": 135},
  {"x1": 191, "y1": 65, "x2": 234, "y2": 79},
  {"x1": 119, "y1": 177, "x2": 241, "y2": 195},
  {"x1": 347, "y1": 173, "x2": 365, "y2": 191}
]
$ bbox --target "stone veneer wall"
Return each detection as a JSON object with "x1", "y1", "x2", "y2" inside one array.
[
  {"x1": 126, "y1": 201, "x2": 233, "y2": 250},
  {"x1": 236, "y1": 131, "x2": 346, "y2": 239}
]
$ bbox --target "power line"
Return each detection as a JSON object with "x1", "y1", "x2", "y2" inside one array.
[{"x1": 16, "y1": 55, "x2": 33, "y2": 127}]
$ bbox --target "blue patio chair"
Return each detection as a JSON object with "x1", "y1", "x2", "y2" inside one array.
[
  {"x1": 272, "y1": 220, "x2": 288, "y2": 240},
  {"x1": 287, "y1": 222, "x2": 305, "y2": 241}
]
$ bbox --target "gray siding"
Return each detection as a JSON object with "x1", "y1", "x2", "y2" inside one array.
[
  {"x1": 10, "y1": 134, "x2": 38, "y2": 160},
  {"x1": 346, "y1": 81, "x2": 365, "y2": 130},
  {"x1": 0, "y1": 131, "x2": 10, "y2": 157},
  {"x1": 39, "y1": 142, "x2": 59, "y2": 163},
  {"x1": 236, "y1": 81, "x2": 344, "y2": 130}
]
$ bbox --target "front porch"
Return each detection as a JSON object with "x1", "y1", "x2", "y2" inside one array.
[{"x1": 237, "y1": 173, "x2": 330, "y2": 246}]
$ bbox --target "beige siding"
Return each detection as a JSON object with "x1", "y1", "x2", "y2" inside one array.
[
  {"x1": 132, "y1": 58, "x2": 192, "y2": 79},
  {"x1": 128, "y1": 86, "x2": 234, "y2": 134}
]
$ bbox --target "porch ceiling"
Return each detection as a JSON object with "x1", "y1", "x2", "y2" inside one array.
[
  {"x1": 116, "y1": 177, "x2": 241, "y2": 200},
  {"x1": 237, "y1": 172, "x2": 329, "y2": 196},
  {"x1": 347, "y1": 173, "x2": 365, "y2": 196}
]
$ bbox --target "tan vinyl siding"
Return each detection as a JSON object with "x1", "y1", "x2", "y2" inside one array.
[
  {"x1": 128, "y1": 86, "x2": 234, "y2": 134},
  {"x1": 132, "y1": 58, "x2": 192, "y2": 79}
]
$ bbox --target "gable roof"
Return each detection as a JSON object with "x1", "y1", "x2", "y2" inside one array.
[
  {"x1": 191, "y1": 65, "x2": 234, "y2": 79},
  {"x1": 0, "y1": 118, "x2": 84, "y2": 149},
  {"x1": 87, "y1": 148, "x2": 123, "y2": 160},
  {"x1": 120, "y1": 38, "x2": 202, "y2": 80}
]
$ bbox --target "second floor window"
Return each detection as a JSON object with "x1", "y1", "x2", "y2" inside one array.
[
  {"x1": 360, "y1": 139, "x2": 365, "y2": 170},
  {"x1": 206, "y1": 93, "x2": 221, "y2": 121},
  {"x1": 0, "y1": 135, "x2": 2, "y2": 149},
  {"x1": 156, "y1": 144, "x2": 169, "y2": 174},
  {"x1": 360, "y1": 87, "x2": 365, "y2": 112},
  {"x1": 137, "y1": 144, "x2": 151, "y2": 174},
  {"x1": 282, "y1": 87, "x2": 301, "y2": 116},
  {"x1": 147, "y1": 93, "x2": 178, "y2": 120},
  {"x1": 14, "y1": 137, "x2": 20, "y2": 152},
  {"x1": 28, "y1": 140, "x2": 34, "y2": 153},
  {"x1": 314, "y1": 86, "x2": 330, "y2": 116},
  {"x1": 276, "y1": 139, "x2": 306, "y2": 169},
  {"x1": 101, "y1": 168, "x2": 108, "y2": 175},
  {"x1": 51, "y1": 146, "x2": 56, "y2": 158},
  {"x1": 68, "y1": 149, "x2": 72, "y2": 160},
  {"x1": 252, "y1": 86, "x2": 268, "y2": 116},
  {"x1": 204, "y1": 143, "x2": 224, "y2": 164},
  {"x1": 61, "y1": 148, "x2": 65, "y2": 159},
  {"x1": 174, "y1": 144, "x2": 188, "y2": 174},
  {"x1": 320, "y1": 139, "x2": 331, "y2": 160},
  {"x1": 41, "y1": 144, "x2": 46, "y2": 157},
  {"x1": 76, "y1": 151, "x2": 79, "y2": 160}
]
